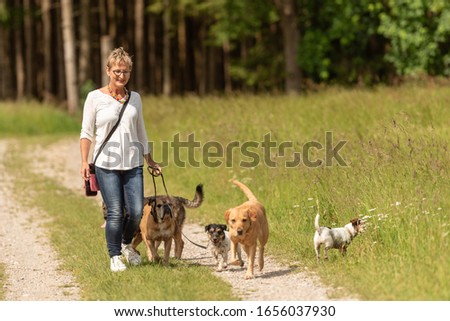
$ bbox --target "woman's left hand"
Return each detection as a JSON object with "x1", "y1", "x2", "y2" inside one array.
[{"x1": 147, "y1": 160, "x2": 162, "y2": 177}]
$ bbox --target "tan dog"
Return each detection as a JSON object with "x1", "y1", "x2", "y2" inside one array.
[
  {"x1": 134, "y1": 200, "x2": 175, "y2": 265},
  {"x1": 132, "y1": 184, "x2": 203, "y2": 265},
  {"x1": 224, "y1": 180, "x2": 269, "y2": 279}
]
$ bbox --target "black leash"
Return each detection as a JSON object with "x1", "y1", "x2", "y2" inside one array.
[
  {"x1": 147, "y1": 166, "x2": 169, "y2": 197},
  {"x1": 182, "y1": 231, "x2": 208, "y2": 250},
  {"x1": 146, "y1": 166, "x2": 208, "y2": 250},
  {"x1": 147, "y1": 166, "x2": 169, "y2": 222}
]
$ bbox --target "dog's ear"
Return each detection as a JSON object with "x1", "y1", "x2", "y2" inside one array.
[
  {"x1": 224, "y1": 209, "x2": 231, "y2": 222},
  {"x1": 248, "y1": 208, "x2": 258, "y2": 221},
  {"x1": 220, "y1": 224, "x2": 228, "y2": 231},
  {"x1": 205, "y1": 224, "x2": 211, "y2": 232},
  {"x1": 350, "y1": 218, "x2": 360, "y2": 226}
]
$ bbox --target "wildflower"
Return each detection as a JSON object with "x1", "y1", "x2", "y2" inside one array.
[{"x1": 368, "y1": 208, "x2": 377, "y2": 212}]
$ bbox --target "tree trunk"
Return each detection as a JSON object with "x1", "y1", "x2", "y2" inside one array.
[
  {"x1": 274, "y1": 0, "x2": 301, "y2": 93},
  {"x1": 14, "y1": 0, "x2": 25, "y2": 100},
  {"x1": 223, "y1": 40, "x2": 232, "y2": 94},
  {"x1": 42, "y1": 0, "x2": 55, "y2": 102},
  {"x1": 177, "y1": 6, "x2": 187, "y2": 93},
  {"x1": 56, "y1": 2, "x2": 65, "y2": 100},
  {"x1": 194, "y1": 22, "x2": 206, "y2": 95},
  {"x1": 99, "y1": 0, "x2": 111, "y2": 86},
  {"x1": 101, "y1": 35, "x2": 112, "y2": 85},
  {"x1": 162, "y1": 0, "x2": 171, "y2": 96},
  {"x1": 23, "y1": 0, "x2": 34, "y2": 97},
  {"x1": 147, "y1": 14, "x2": 158, "y2": 93},
  {"x1": 107, "y1": 0, "x2": 116, "y2": 41},
  {"x1": 134, "y1": 0, "x2": 144, "y2": 92},
  {"x1": 78, "y1": 0, "x2": 91, "y2": 88},
  {"x1": 61, "y1": 0, "x2": 79, "y2": 114},
  {"x1": 0, "y1": 0, "x2": 13, "y2": 99}
]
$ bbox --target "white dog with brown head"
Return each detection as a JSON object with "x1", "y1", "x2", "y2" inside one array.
[{"x1": 314, "y1": 214, "x2": 364, "y2": 261}]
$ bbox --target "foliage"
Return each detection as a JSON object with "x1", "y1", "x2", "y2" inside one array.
[
  {"x1": 298, "y1": 0, "x2": 386, "y2": 84},
  {"x1": 378, "y1": 0, "x2": 450, "y2": 76},
  {"x1": 207, "y1": 0, "x2": 283, "y2": 89},
  {"x1": 0, "y1": 2, "x2": 10, "y2": 26}
]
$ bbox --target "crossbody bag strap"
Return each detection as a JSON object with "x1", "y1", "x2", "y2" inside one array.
[{"x1": 93, "y1": 92, "x2": 132, "y2": 165}]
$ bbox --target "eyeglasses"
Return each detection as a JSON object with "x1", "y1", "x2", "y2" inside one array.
[{"x1": 111, "y1": 69, "x2": 131, "y2": 76}]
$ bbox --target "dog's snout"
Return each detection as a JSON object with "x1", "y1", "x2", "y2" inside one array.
[
  {"x1": 237, "y1": 229, "x2": 244, "y2": 236},
  {"x1": 163, "y1": 204, "x2": 173, "y2": 215}
]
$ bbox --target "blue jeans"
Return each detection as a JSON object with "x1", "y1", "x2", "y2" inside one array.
[{"x1": 95, "y1": 166, "x2": 144, "y2": 258}]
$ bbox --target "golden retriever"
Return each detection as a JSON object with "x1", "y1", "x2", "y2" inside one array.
[{"x1": 224, "y1": 180, "x2": 269, "y2": 279}]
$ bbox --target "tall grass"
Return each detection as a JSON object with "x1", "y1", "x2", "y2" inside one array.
[
  {"x1": 1, "y1": 84, "x2": 448, "y2": 300},
  {"x1": 141, "y1": 85, "x2": 449, "y2": 300}
]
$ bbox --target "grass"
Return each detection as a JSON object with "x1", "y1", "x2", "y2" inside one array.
[
  {"x1": 1, "y1": 84, "x2": 448, "y2": 300},
  {"x1": 0, "y1": 100, "x2": 80, "y2": 137},
  {"x1": 0, "y1": 264, "x2": 5, "y2": 300}
]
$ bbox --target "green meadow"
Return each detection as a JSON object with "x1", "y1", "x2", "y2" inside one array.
[{"x1": 0, "y1": 84, "x2": 448, "y2": 300}]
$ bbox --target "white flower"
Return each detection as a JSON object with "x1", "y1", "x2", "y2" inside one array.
[
  {"x1": 307, "y1": 197, "x2": 314, "y2": 201},
  {"x1": 368, "y1": 208, "x2": 377, "y2": 212}
]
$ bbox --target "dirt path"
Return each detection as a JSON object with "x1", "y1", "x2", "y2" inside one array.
[
  {"x1": 0, "y1": 140, "x2": 80, "y2": 300},
  {"x1": 2, "y1": 137, "x2": 356, "y2": 300}
]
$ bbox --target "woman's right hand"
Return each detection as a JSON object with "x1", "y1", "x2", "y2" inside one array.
[{"x1": 81, "y1": 162, "x2": 90, "y2": 181}]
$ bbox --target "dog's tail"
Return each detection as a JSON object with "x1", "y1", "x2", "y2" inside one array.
[
  {"x1": 231, "y1": 179, "x2": 257, "y2": 201},
  {"x1": 314, "y1": 214, "x2": 321, "y2": 234},
  {"x1": 176, "y1": 184, "x2": 204, "y2": 208}
]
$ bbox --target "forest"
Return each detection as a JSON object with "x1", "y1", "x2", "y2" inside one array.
[{"x1": 0, "y1": 0, "x2": 449, "y2": 113}]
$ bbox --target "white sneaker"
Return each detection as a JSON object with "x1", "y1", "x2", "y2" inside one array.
[
  {"x1": 121, "y1": 243, "x2": 142, "y2": 266},
  {"x1": 110, "y1": 255, "x2": 126, "y2": 272}
]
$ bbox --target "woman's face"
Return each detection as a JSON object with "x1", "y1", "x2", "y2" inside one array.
[{"x1": 107, "y1": 61, "x2": 131, "y2": 88}]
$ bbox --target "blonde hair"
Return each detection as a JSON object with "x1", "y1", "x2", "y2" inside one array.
[{"x1": 106, "y1": 47, "x2": 133, "y2": 69}]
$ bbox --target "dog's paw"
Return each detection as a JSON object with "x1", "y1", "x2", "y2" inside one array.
[
  {"x1": 245, "y1": 273, "x2": 254, "y2": 280},
  {"x1": 230, "y1": 259, "x2": 244, "y2": 266}
]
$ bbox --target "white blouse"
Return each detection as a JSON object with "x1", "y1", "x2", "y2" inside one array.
[{"x1": 80, "y1": 89, "x2": 150, "y2": 170}]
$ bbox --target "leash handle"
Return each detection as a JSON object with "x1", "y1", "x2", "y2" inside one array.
[{"x1": 147, "y1": 166, "x2": 169, "y2": 199}]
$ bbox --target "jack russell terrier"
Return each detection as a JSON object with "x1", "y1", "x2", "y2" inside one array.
[
  {"x1": 205, "y1": 224, "x2": 242, "y2": 271},
  {"x1": 314, "y1": 214, "x2": 364, "y2": 261}
]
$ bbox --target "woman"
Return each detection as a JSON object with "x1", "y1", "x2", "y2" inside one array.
[{"x1": 80, "y1": 47, "x2": 161, "y2": 272}]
